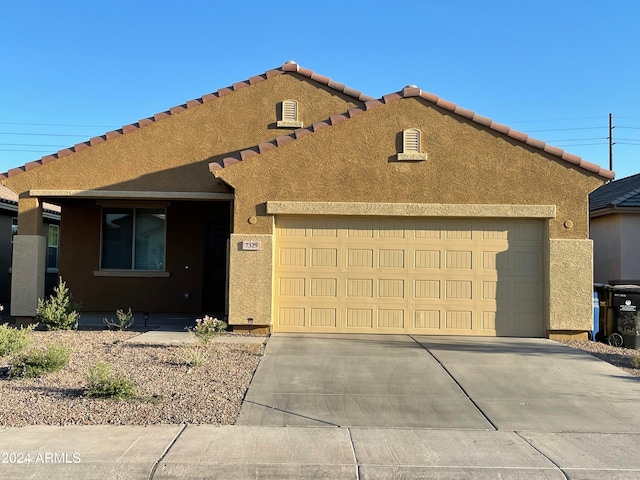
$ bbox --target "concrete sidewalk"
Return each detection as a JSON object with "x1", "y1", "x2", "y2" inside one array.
[{"x1": 2, "y1": 424, "x2": 640, "y2": 479}]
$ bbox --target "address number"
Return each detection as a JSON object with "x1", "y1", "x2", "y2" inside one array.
[{"x1": 242, "y1": 241, "x2": 261, "y2": 251}]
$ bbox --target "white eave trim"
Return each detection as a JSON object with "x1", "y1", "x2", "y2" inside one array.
[
  {"x1": 266, "y1": 201, "x2": 556, "y2": 218},
  {"x1": 29, "y1": 190, "x2": 234, "y2": 200}
]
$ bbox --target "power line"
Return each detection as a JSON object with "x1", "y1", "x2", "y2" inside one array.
[
  {"x1": 505, "y1": 116, "x2": 605, "y2": 123},
  {"x1": 0, "y1": 132, "x2": 91, "y2": 137},
  {"x1": 0, "y1": 149, "x2": 56, "y2": 153},
  {"x1": 0, "y1": 121, "x2": 117, "y2": 128},
  {"x1": 521, "y1": 126, "x2": 604, "y2": 133},
  {"x1": 0, "y1": 143, "x2": 68, "y2": 147}
]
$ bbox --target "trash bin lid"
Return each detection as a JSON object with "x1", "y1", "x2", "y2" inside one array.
[{"x1": 611, "y1": 285, "x2": 640, "y2": 294}]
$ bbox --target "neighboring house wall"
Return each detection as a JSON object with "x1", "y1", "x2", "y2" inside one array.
[
  {"x1": 591, "y1": 214, "x2": 622, "y2": 283},
  {"x1": 0, "y1": 213, "x2": 14, "y2": 303},
  {"x1": 620, "y1": 214, "x2": 640, "y2": 282}
]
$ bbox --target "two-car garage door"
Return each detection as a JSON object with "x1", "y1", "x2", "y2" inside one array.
[{"x1": 273, "y1": 216, "x2": 544, "y2": 337}]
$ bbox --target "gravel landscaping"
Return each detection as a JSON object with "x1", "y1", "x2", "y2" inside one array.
[
  {"x1": 0, "y1": 329, "x2": 264, "y2": 427},
  {"x1": 0, "y1": 329, "x2": 638, "y2": 427}
]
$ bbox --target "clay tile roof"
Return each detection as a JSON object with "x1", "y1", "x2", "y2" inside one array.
[
  {"x1": 1, "y1": 62, "x2": 374, "y2": 180},
  {"x1": 590, "y1": 172, "x2": 640, "y2": 211},
  {"x1": 211, "y1": 86, "x2": 615, "y2": 181}
]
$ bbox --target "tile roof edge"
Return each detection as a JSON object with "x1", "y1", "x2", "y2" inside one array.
[
  {"x1": 609, "y1": 186, "x2": 640, "y2": 206},
  {"x1": 398, "y1": 86, "x2": 614, "y2": 180},
  {"x1": 212, "y1": 87, "x2": 615, "y2": 181},
  {"x1": 2, "y1": 61, "x2": 374, "y2": 181}
]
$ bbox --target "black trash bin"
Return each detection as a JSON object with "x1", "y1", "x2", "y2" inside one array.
[{"x1": 610, "y1": 285, "x2": 640, "y2": 348}]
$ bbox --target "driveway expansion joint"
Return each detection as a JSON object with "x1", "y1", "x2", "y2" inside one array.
[
  {"x1": 148, "y1": 423, "x2": 187, "y2": 480},
  {"x1": 409, "y1": 335, "x2": 498, "y2": 431},
  {"x1": 515, "y1": 431, "x2": 569, "y2": 480}
]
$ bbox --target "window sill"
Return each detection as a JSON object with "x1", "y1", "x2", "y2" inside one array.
[
  {"x1": 94, "y1": 270, "x2": 170, "y2": 278},
  {"x1": 276, "y1": 120, "x2": 303, "y2": 128},
  {"x1": 396, "y1": 152, "x2": 427, "y2": 161}
]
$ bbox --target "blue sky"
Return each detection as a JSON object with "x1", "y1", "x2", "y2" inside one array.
[{"x1": 1, "y1": 0, "x2": 639, "y2": 179}]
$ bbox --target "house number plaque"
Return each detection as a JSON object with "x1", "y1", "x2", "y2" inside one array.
[{"x1": 242, "y1": 241, "x2": 261, "y2": 251}]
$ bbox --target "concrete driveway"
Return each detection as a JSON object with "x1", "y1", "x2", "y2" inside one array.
[{"x1": 237, "y1": 334, "x2": 640, "y2": 432}]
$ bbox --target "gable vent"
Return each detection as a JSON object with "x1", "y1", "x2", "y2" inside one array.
[
  {"x1": 397, "y1": 128, "x2": 427, "y2": 161},
  {"x1": 277, "y1": 99, "x2": 303, "y2": 128}
]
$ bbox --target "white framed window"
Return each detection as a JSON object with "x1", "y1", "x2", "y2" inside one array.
[
  {"x1": 397, "y1": 128, "x2": 427, "y2": 161},
  {"x1": 47, "y1": 224, "x2": 59, "y2": 271},
  {"x1": 100, "y1": 207, "x2": 166, "y2": 271},
  {"x1": 277, "y1": 99, "x2": 303, "y2": 128}
]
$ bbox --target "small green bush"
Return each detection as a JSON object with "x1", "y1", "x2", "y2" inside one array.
[
  {"x1": 632, "y1": 356, "x2": 640, "y2": 369},
  {"x1": 0, "y1": 323, "x2": 36, "y2": 357},
  {"x1": 85, "y1": 361, "x2": 135, "y2": 399},
  {"x1": 187, "y1": 315, "x2": 227, "y2": 343},
  {"x1": 36, "y1": 277, "x2": 81, "y2": 330},
  {"x1": 10, "y1": 344, "x2": 71, "y2": 378},
  {"x1": 103, "y1": 308, "x2": 134, "y2": 331}
]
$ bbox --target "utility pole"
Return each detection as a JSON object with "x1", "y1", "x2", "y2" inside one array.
[{"x1": 609, "y1": 113, "x2": 614, "y2": 171}]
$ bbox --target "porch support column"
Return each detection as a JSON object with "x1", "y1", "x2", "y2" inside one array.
[{"x1": 10, "y1": 197, "x2": 46, "y2": 319}]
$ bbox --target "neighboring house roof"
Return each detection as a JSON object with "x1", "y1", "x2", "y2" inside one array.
[
  {"x1": 0, "y1": 61, "x2": 374, "y2": 181},
  {"x1": 590, "y1": 172, "x2": 640, "y2": 213},
  {"x1": 211, "y1": 84, "x2": 614, "y2": 180},
  {"x1": 0, "y1": 184, "x2": 60, "y2": 215}
]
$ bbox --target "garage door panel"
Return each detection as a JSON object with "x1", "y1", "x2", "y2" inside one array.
[{"x1": 274, "y1": 216, "x2": 544, "y2": 336}]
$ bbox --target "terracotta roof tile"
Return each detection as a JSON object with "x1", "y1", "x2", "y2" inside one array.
[
  {"x1": 138, "y1": 118, "x2": 155, "y2": 127},
  {"x1": 248, "y1": 74, "x2": 267, "y2": 85},
  {"x1": 170, "y1": 105, "x2": 187, "y2": 115},
  {"x1": 25, "y1": 161, "x2": 42, "y2": 171},
  {"x1": 240, "y1": 149, "x2": 259, "y2": 161},
  {"x1": 200, "y1": 93, "x2": 218, "y2": 103},
  {"x1": 73, "y1": 142, "x2": 90, "y2": 152},
  {"x1": 2, "y1": 62, "x2": 613, "y2": 182},
  {"x1": 329, "y1": 114, "x2": 348, "y2": 126},
  {"x1": 258, "y1": 142, "x2": 277, "y2": 154},
  {"x1": 347, "y1": 107, "x2": 366, "y2": 118},
  {"x1": 275, "y1": 135, "x2": 294, "y2": 147},
  {"x1": 57, "y1": 148, "x2": 74, "y2": 158},
  {"x1": 311, "y1": 121, "x2": 331, "y2": 132},
  {"x1": 232, "y1": 81, "x2": 250, "y2": 91},
  {"x1": 2, "y1": 62, "x2": 372, "y2": 180},
  {"x1": 209, "y1": 86, "x2": 615, "y2": 180},
  {"x1": 507, "y1": 130, "x2": 528, "y2": 143}
]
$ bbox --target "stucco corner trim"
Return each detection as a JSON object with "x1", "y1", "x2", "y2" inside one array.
[{"x1": 266, "y1": 202, "x2": 556, "y2": 218}]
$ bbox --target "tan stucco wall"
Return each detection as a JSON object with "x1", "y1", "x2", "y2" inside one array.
[
  {"x1": 217, "y1": 97, "x2": 605, "y2": 332},
  {"x1": 591, "y1": 214, "x2": 622, "y2": 283},
  {"x1": 3, "y1": 73, "x2": 363, "y2": 316},
  {"x1": 218, "y1": 97, "x2": 604, "y2": 239},
  {"x1": 548, "y1": 239, "x2": 594, "y2": 332},
  {"x1": 3, "y1": 74, "x2": 363, "y2": 197},
  {"x1": 227, "y1": 234, "x2": 272, "y2": 326}
]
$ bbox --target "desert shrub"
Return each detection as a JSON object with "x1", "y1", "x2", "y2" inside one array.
[
  {"x1": 0, "y1": 323, "x2": 36, "y2": 357},
  {"x1": 10, "y1": 344, "x2": 71, "y2": 378},
  {"x1": 187, "y1": 315, "x2": 227, "y2": 343},
  {"x1": 180, "y1": 346, "x2": 209, "y2": 368},
  {"x1": 632, "y1": 356, "x2": 640, "y2": 369},
  {"x1": 103, "y1": 308, "x2": 134, "y2": 331},
  {"x1": 85, "y1": 361, "x2": 135, "y2": 399},
  {"x1": 36, "y1": 277, "x2": 81, "y2": 330}
]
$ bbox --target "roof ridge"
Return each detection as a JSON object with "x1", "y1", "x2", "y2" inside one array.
[
  {"x1": 211, "y1": 86, "x2": 614, "y2": 180},
  {"x1": 1, "y1": 61, "x2": 375, "y2": 181},
  {"x1": 610, "y1": 186, "x2": 640, "y2": 206}
]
